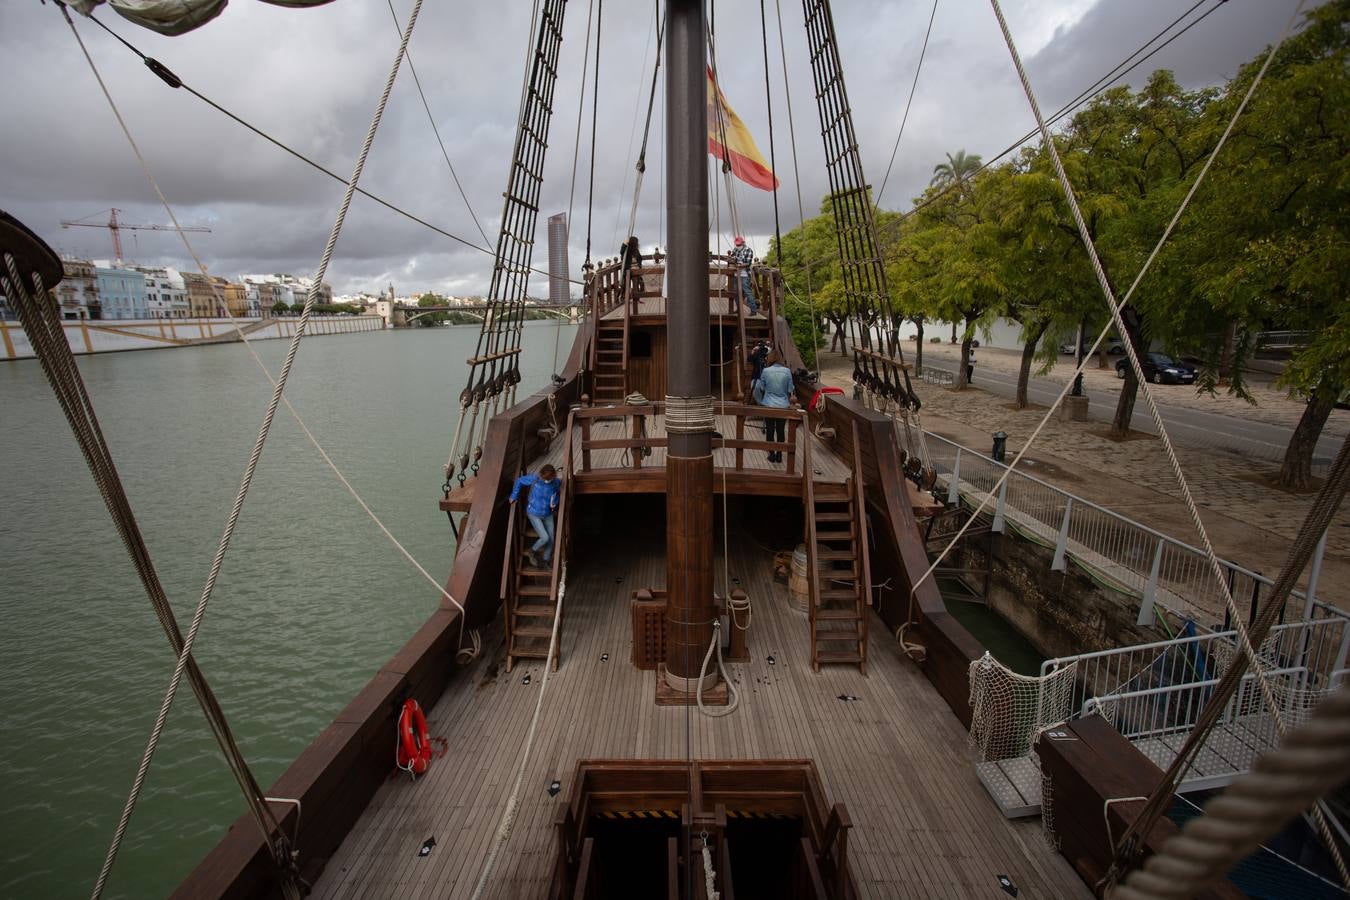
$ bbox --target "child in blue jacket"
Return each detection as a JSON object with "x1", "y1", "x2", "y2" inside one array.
[{"x1": 509, "y1": 464, "x2": 562, "y2": 568}]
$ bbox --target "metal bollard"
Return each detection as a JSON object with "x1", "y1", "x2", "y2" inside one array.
[{"x1": 991, "y1": 431, "x2": 1008, "y2": 462}]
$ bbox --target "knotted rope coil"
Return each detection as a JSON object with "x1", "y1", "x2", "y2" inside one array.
[{"x1": 665, "y1": 394, "x2": 716, "y2": 433}]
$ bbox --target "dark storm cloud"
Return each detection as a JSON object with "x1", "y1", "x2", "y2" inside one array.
[{"x1": 0, "y1": 0, "x2": 1321, "y2": 295}]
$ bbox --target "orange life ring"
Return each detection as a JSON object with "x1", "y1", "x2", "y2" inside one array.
[
  {"x1": 809, "y1": 386, "x2": 844, "y2": 412},
  {"x1": 397, "y1": 698, "x2": 432, "y2": 776}
]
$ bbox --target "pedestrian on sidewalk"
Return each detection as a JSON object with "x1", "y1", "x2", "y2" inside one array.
[
  {"x1": 966, "y1": 345, "x2": 976, "y2": 385},
  {"x1": 509, "y1": 464, "x2": 562, "y2": 568}
]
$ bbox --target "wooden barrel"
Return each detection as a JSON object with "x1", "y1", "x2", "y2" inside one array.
[{"x1": 788, "y1": 544, "x2": 810, "y2": 612}]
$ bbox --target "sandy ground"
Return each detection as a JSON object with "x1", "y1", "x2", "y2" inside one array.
[{"x1": 814, "y1": 350, "x2": 1350, "y2": 615}]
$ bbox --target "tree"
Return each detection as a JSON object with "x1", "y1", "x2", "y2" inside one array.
[
  {"x1": 770, "y1": 206, "x2": 843, "y2": 369},
  {"x1": 270, "y1": 300, "x2": 288, "y2": 315},
  {"x1": 416, "y1": 292, "x2": 450, "y2": 327},
  {"x1": 929, "y1": 149, "x2": 984, "y2": 197},
  {"x1": 1013, "y1": 72, "x2": 1216, "y2": 434},
  {"x1": 1164, "y1": 0, "x2": 1350, "y2": 488}
]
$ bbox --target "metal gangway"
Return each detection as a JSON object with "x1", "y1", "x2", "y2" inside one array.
[{"x1": 971, "y1": 616, "x2": 1349, "y2": 817}]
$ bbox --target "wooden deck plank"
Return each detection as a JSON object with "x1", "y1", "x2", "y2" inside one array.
[{"x1": 311, "y1": 534, "x2": 1088, "y2": 900}]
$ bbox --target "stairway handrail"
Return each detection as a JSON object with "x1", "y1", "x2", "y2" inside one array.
[
  {"x1": 803, "y1": 411, "x2": 821, "y2": 651},
  {"x1": 850, "y1": 421, "x2": 872, "y2": 608},
  {"x1": 545, "y1": 408, "x2": 577, "y2": 670}
]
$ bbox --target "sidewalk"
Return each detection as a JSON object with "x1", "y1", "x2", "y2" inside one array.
[{"x1": 814, "y1": 352, "x2": 1350, "y2": 615}]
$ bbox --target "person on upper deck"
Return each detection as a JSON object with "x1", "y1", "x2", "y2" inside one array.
[
  {"x1": 728, "y1": 236, "x2": 758, "y2": 316},
  {"x1": 620, "y1": 236, "x2": 644, "y2": 300},
  {"x1": 509, "y1": 464, "x2": 562, "y2": 569},
  {"x1": 752, "y1": 351, "x2": 794, "y2": 463}
]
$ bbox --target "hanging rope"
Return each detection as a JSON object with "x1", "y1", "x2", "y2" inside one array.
[
  {"x1": 773, "y1": 0, "x2": 823, "y2": 368},
  {"x1": 468, "y1": 565, "x2": 568, "y2": 900},
  {"x1": 385, "y1": 0, "x2": 491, "y2": 248},
  {"x1": 875, "y1": 0, "x2": 939, "y2": 209},
  {"x1": 1, "y1": 241, "x2": 298, "y2": 898},
  {"x1": 627, "y1": 0, "x2": 666, "y2": 242},
  {"x1": 584, "y1": 0, "x2": 603, "y2": 268},
  {"x1": 706, "y1": 20, "x2": 742, "y2": 238},
  {"x1": 79, "y1": 11, "x2": 580, "y2": 290},
  {"x1": 80, "y1": 4, "x2": 426, "y2": 895},
  {"x1": 758, "y1": 0, "x2": 782, "y2": 259}
]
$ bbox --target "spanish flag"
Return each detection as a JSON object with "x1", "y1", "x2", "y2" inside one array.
[{"x1": 707, "y1": 66, "x2": 779, "y2": 192}]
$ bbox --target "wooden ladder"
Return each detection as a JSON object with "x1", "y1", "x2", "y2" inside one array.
[
  {"x1": 593, "y1": 319, "x2": 626, "y2": 403},
  {"x1": 805, "y1": 423, "x2": 871, "y2": 673},
  {"x1": 501, "y1": 412, "x2": 575, "y2": 673}
]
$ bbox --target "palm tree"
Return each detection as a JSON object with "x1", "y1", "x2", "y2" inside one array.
[{"x1": 929, "y1": 150, "x2": 983, "y2": 196}]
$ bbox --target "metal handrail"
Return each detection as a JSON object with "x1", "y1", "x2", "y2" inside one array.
[{"x1": 926, "y1": 431, "x2": 1345, "y2": 630}]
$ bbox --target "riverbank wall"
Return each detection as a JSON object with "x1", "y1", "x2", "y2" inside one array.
[{"x1": 0, "y1": 314, "x2": 384, "y2": 360}]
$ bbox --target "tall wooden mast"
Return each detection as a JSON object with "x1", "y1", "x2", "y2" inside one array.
[{"x1": 663, "y1": 0, "x2": 717, "y2": 691}]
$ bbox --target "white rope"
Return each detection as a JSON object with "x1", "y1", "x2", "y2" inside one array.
[
  {"x1": 87, "y1": 5, "x2": 425, "y2": 896},
  {"x1": 697, "y1": 622, "x2": 741, "y2": 718},
  {"x1": 702, "y1": 839, "x2": 722, "y2": 900},
  {"x1": 67, "y1": 1, "x2": 472, "y2": 635},
  {"x1": 469, "y1": 565, "x2": 567, "y2": 900},
  {"x1": 986, "y1": 1, "x2": 1347, "y2": 886},
  {"x1": 60, "y1": 16, "x2": 292, "y2": 898}
]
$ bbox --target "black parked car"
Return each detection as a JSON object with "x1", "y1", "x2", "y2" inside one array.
[{"x1": 1115, "y1": 352, "x2": 1197, "y2": 385}]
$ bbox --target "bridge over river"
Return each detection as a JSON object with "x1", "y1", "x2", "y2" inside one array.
[{"x1": 391, "y1": 302, "x2": 583, "y2": 326}]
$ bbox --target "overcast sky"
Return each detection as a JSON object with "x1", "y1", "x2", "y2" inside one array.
[{"x1": 0, "y1": 0, "x2": 1317, "y2": 297}]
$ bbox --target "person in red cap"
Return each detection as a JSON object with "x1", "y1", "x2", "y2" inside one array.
[{"x1": 728, "y1": 236, "x2": 758, "y2": 315}]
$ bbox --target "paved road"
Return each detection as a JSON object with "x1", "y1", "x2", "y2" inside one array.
[{"x1": 928, "y1": 363, "x2": 1343, "y2": 473}]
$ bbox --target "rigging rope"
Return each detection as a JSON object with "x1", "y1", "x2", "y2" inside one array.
[
  {"x1": 773, "y1": 0, "x2": 823, "y2": 367},
  {"x1": 758, "y1": 0, "x2": 782, "y2": 260},
  {"x1": 784, "y1": 0, "x2": 1224, "y2": 280},
  {"x1": 1112, "y1": 687, "x2": 1350, "y2": 900},
  {"x1": 1, "y1": 243, "x2": 297, "y2": 899},
  {"x1": 984, "y1": 0, "x2": 1348, "y2": 887},
  {"x1": 82, "y1": 4, "x2": 426, "y2": 896},
  {"x1": 875, "y1": 0, "x2": 938, "y2": 209},
  {"x1": 584, "y1": 0, "x2": 603, "y2": 268},
  {"x1": 468, "y1": 565, "x2": 568, "y2": 900},
  {"x1": 627, "y1": 1, "x2": 666, "y2": 244},
  {"x1": 80, "y1": 12, "x2": 582, "y2": 290},
  {"x1": 385, "y1": 0, "x2": 491, "y2": 248}
]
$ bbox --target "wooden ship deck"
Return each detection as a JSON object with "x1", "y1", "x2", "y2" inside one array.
[{"x1": 311, "y1": 535, "x2": 1088, "y2": 899}]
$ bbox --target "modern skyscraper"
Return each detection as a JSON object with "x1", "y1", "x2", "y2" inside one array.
[{"x1": 546, "y1": 212, "x2": 569, "y2": 306}]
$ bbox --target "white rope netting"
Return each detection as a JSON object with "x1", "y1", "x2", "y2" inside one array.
[{"x1": 968, "y1": 652, "x2": 1077, "y2": 763}]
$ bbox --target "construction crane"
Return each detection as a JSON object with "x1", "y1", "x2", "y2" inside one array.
[{"x1": 59, "y1": 208, "x2": 211, "y2": 262}]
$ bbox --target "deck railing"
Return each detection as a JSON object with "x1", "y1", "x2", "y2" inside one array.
[
  {"x1": 573, "y1": 401, "x2": 803, "y2": 476},
  {"x1": 1033, "y1": 619, "x2": 1347, "y2": 778},
  {"x1": 925, "y1": 432, "x2": 1345, "y2": 636}
]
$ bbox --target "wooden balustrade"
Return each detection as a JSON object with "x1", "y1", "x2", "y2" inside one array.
[{"x1": 570, "y1": 402, "x2": 805, "y2": 477}]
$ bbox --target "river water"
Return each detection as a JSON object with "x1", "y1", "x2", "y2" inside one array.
[{"x1": 0, "y1": 321, "x2": 577, "y2": 898}]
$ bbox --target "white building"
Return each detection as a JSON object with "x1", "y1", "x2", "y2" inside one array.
[{"x1": 135, "y1": 266, "x2": 189, "y2": 318}]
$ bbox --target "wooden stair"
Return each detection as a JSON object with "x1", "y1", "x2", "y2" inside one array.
[
  {"x1": 808, "y1": 481, "x2": 868, "y2": 672},
  {"x1": 803, "y1": 422, "x2": 871, "y2": 674},
  {"x1": 503, "y1": 507, "x2": 560, "y2": 672},
  {"x1": 593, "y1": 320, "x2": 626, "y2": 403}
]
